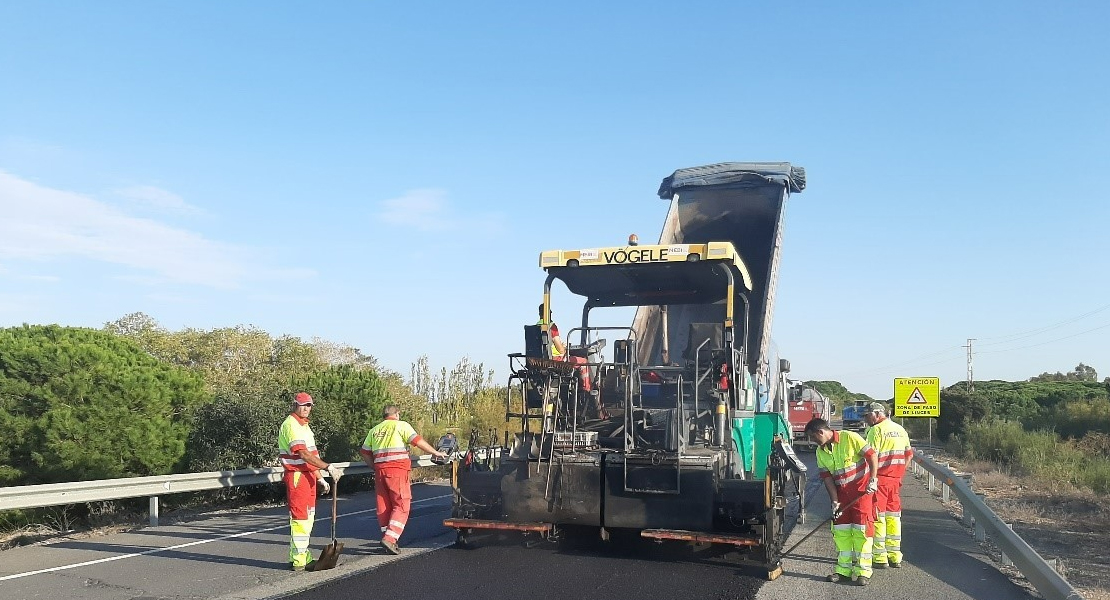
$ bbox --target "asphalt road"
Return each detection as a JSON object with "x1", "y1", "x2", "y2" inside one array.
[
  {"x1": 0, "y1": 453, "x2": 1038, "y2": 600},
  {"x1": 753, "y1": 451, "x2": 1035, "y2": 600},
  {"x1": 284, "y1": 452, "x2": 1036, "y2": 600},
  {"x1": 0, "y1": 483, "x2": 456, "y2": 600},
  {"x1": 286, "y1": 526, "x2": 767, "y2": 600}
]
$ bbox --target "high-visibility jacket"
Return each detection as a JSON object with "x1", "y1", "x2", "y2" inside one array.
[
  {"x1": 278, "y1": 413, "x2": 319, "y2": 473},
  {"x1": 816, "y1": 430, "x2": 875, "y2": 496},
  {"x1": 537, "y1": 319, "x2": 563, "y2": 358},
  {"x1": 361, "y1": 416, "x2": 421, "y2": 472},
  {"x1": 866, "y1": 417, "x2": 913, "y2": 479}
]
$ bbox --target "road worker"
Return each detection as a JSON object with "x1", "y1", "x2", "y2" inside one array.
[
  {"x1": 864, "y1": 401, "x2": 913, "y2": 568},
  {"x1": 805, "y1": 417, "x2": 880, "y2": 586},
  {"x1": 537, "y1": 303, "x2": 592, "y2": 393},
  {"x1": 277, "y1": 392, "x2": 340, "y2": 571},
  {"x1": 360, "y1": 405, "x2": 447, "y2": 554}
]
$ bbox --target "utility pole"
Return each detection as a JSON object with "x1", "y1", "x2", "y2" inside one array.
[{"x1": 965, "y1": 338, "x2": 976, "y2": 393}]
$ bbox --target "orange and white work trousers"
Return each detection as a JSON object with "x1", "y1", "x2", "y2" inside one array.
[
  {"x1": 832, "y1": 489, "x2": 875, "y2": 579},
  {"x1": 556, "y1": 354, "x2": 592, "y2": 391},
  {"x1": 375, "y1": 469, "x2": 412, "y2": 545},
  {"x1": 873, "y1": 475, "x2": 904, "y2": 565},
  {"x1": 284, "y1": 470, "x2": 318, "y2": 568}
]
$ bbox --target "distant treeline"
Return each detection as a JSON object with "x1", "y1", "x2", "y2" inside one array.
[
  {"x1": 936, "y1": 371, "x2": 1110, "y2": 441},
  {"x1": 0, "y1": 313, "x2": 508, "y2": 492},
  {"x1": 810, "y1": 365, "x2": 1110, "y2": 493},
  {"x1": 804, "y1": 380, "x2": 875, "y2": 414},
  {"x1": 3, "y1": 316, "x2": 1107, "y2": 495}
]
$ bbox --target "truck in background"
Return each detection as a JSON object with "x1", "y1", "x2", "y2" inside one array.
[
  {"x1": 841, "y1": 400, "x2": 870, "y2": 433},
  {"x1": 786, "y1": 381, "x2": 832, "y2": 450}
]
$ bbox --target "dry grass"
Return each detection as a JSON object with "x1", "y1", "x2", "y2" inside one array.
[
  {"x1": 0, "y1": 521, "x2": 137, "y2": 551},
  {"x1": 1079, "y1": 587, "x2": 1110, "y2": 600},
  {"x1": 928, "y1": 450, "x2": 1110, "y2": 597},
  {"x1": 0, "y1": 524, "x2": 60, "y2": 551}
]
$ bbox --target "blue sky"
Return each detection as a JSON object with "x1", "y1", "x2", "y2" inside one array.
[{"x1": 1, "y1": 2, "x2": 1108, "y2": 400}]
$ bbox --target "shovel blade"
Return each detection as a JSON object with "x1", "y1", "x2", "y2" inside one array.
[{"x1": 314, "y1": 540, "x2": 343, "y2": 571}]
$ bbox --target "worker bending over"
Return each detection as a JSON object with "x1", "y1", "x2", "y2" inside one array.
[{"x1": 805, "y1": 417, "x2": 879, "y2": 586}]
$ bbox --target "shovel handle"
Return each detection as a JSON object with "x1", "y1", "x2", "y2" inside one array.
[
  {"x1": 331, "y1": 476, "x2": 338, "y2": 539},
  {"x1": 780, "y1": 492, "x2": 869, "y2": 559}
]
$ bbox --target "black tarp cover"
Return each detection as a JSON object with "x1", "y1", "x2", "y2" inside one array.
[{"x1": 658, "y1": 162, "x2": 806, "y2": 198}]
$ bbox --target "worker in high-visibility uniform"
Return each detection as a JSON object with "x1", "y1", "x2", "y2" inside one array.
[
  {"x1": 864, "y1": 401, "x2": 913, "y2": 568},
  {"x1": 806, "y1": 417, "x2": 880, "y2": 586},
  {"x1": 538, "y1": 304, "x2": 592, "y2": 393},
  {"x1": 278, "y1": 392, "x2": 339, "y2": 571},
  {"x1": 360, "y1": 405, "x2": 446, "y2": 554}
]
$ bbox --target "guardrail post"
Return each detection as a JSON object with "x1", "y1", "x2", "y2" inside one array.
[
  {"x1": 942, "y1": 481, "x2": 950, "y2": 502},
  {"x1": 1050, "y1": 558, "x2": 1067, "y2": 578},
  {"x1": 973, "y1": 495, "x2": 987, "y2": 541},
  {"x1": 150, "y1": 496, "x2": 160, "y2": 527},
  {"x1": 929, "y1": 473, "x2": 936, "y2": 492},
  {"x1": 961, "y1": 503, "x2": 972, "y2": 527},
  {"x1": 1001, "y1": 524, "x2": 1013, "y2": 566}
]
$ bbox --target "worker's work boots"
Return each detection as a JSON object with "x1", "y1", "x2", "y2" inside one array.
[
  {"x1": 381, "y1": 538, "x2": 401, "y2": 555},
  {"x1": 856, "y1": 576, "x2": 870, "y2": 586},
  {"x1": 291, "y1": 560, "x2": 317, "y2": 572}
]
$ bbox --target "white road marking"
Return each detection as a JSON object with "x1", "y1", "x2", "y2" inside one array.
[{"x1": 0, "y1": 493, "x2": 452, "y2": 582}]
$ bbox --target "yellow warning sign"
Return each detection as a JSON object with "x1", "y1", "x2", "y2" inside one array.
[{"x1": 894, "y1": 377, "x2": 940, "y2": 417}]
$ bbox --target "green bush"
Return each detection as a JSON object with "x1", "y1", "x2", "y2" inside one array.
[
  {"x1": 0, "y1": 325, "x2": 208, "y2": 485},
  {"x1": 186, "y1": 395, "x2": 288, "y2": 472},
  {"x1": 954, "y1": 419, "x2": 1110, "y2": 493},
  {"x1": 1039, "y1": 397, "x2": 1110, "y2": 439},
  {"x1": 292, "y1": 364, "x2": 393, "y2": 463},
  {"x1": 937, "y1": 388, "x2": 992, "y2": 441},
  {"x1": 1078, "y1": 459, "x2": 1110, "y2": 494}
]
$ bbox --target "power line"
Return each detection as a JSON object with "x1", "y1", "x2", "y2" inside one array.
[
  {"x1": 976, "y1": 302, "x2": 1110, "y2": 346},
  {"x1": 977, "y1": 321, "x2": 1110, "y2": 354},
  {"x1": 841, "y1": 302, "x2": 1110, "y2": 377},
  {"x1": 820, "y1": 303, "x2": 1110, "y2": 384},
  {"x1": 836, "y1": 345, "x2": 964, "y2": 378}
]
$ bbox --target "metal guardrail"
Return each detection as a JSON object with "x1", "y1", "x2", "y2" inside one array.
[
  {"x1": 911, "y1": 449, "x2": 1083, "y2": 600},
  {"x1": 0, "y1": 457, "x2": 442, "y2": 526},
  {"x1": 3, "y1": 447, "x2": 1084, "y2": 600}
]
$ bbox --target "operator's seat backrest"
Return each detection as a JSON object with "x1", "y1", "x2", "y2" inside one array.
[
  {"x1": 524, "y1": 324, "x2": 546, "y2": 359},
  {"x1": 684, "y1": 323, "x2": 723, "y2": 362}
]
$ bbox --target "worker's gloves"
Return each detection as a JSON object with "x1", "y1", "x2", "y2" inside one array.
[
  {"x1": 831, "y1": 501, "x2": 842, "y2": 520},
  {"x1": 318, "y1": 478, "x2": 332, "y2": 496},
  {"x1": 327, "y1": 464, "x2": 343, "y2": 481},
  {"x1": 866, "y1": 477, "x2": 878, "y2": 494}
]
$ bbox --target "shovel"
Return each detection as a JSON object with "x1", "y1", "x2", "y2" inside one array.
[
  {"x1": 314, "y1": 476, "x2": 343, "y2": 570},
  {"x1": 780, "y1": 492, "x2": 868, "y2": 561}
]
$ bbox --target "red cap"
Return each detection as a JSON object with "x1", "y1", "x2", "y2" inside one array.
[{"x1": 294, "y1": 392, "x2": 314, "y2": 406}]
